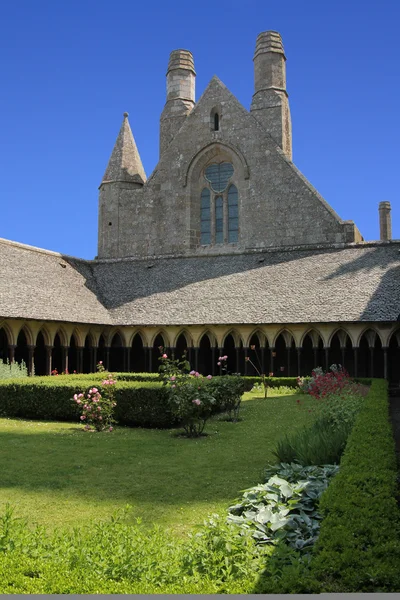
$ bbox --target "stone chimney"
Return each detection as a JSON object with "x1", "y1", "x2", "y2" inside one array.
[
  {"x1": 379, "y1": 201, "x2": 392, "y2": 241},
  {"x1": 250, "y1": 31, "x2": 292, "y2": 160},
  {"x1": 159, "y1": 49, "x2": 196, "y2": 156}
]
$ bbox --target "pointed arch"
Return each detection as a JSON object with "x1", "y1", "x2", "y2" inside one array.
[
  {"x1": 272, "y1": 328, "x2": 295, "y2": 348},
  {"x1": 15, "y1": 326, "x2": 30, "y2": 368},
  {"x1": 0, "y1": 326, "x2": 9, "y2": 363},
  {"x1": 16, "y1": 323, "x2": 34, "y2": 347},
  {"x1": 358, "y1": 328, "x2": 384, "y2": 378},
  {"x1": 0, "y1": 321, "x2": 14, "y2": 346},
  {"x1": 172, "y1": 329, "x2": 193, "y2": 349},
  {"x1": 356, "y1": 326, "x2": 382, "y2": 348},
  {"x1": 128, "y1": 329, "x2": 146, "y2": 348},
  {"x1": 328, "y1": 329, "x2": 354, "y2": 375},
  {"x1": 198, "y1": 329, "x2": 217, "y2": 347},
  {"x1": 53, "y1": 326, "x2": 68, "y2": 347},
  {"x1": 34, "y1": 330, "x2": 47, "y2": 375},
  {"x1": 35, "y1": 326, "x2": 51, "y2": 347},
  {"x1": 131, "y1": 332, "x2": 146, "y2": 373},
  {"x1": 149, "y1": 329, "x2": 170, "y2": 349},
  {"x1": 109, "y1": 331, "x2": 125, "y2": 373},
  {"x1": 222, "y1": 328, "x2": 243, "y2": 347},
  {"x1": 273, "y1": 330, "x2": 296, "y2": 377},
  {"x1": 198, "y1": 330, "x2": 216, "y2": 376},
  {"x1": 82, "y1": 333, "x2": 94, "y2": 373},
  {"x1": 300, "y1": 329, "x2": 324, "y2": 376}
]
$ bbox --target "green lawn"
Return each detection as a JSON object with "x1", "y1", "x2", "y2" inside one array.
[{"x1": 0, "y1": 391, "x2": 314, "y2": 533}]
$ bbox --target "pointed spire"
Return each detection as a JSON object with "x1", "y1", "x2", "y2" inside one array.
[{"x1": 102, "y1": 113, "x2": 146, "y2": 185}]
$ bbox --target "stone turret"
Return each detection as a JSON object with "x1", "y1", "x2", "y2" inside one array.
[
  {"x1": 159, "y1": 49, "x2": 196, "y2": 156},
  {"x1": 98, "y1": 113, "x2": 146, "y2": 258},
  {"x1": 379, "y1": 201, "x2": 392, "y2": 241},
  {"x1": 250, "y1": 31, "x2": 292, "y2": 160}
]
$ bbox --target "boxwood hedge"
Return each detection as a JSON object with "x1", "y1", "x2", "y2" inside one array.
[
  {"x1": 255, "y1": 379, "x2": 400, "y2": 593},
  {"x1": 0, "y1": 375, "x2": 244, "y2": 429}
]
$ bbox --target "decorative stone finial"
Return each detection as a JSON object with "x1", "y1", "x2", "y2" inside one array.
[
  {"x1": 254, "y1": 31, "x2": 285, "y2": 60},
  {"x1": 123, "y1": 112, "x2": 129, "y2": 119},
  {"x1": 167, "y1": 49, "x2": 196, "y2": 75}
]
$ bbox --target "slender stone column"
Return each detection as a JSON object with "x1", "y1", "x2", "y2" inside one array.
[
  {"x1": 8, "y1": 344, "x2": 16, "y2": 363},
  {"x1": 45, "y1": 345, "x2": 53, "y2": 375},
  {"x1": 369, "y1": 347, "x2": 375, "y2": 378},
  {"x1": 324, "y1": 347, "x2": 329, "y2": 371},
  {"x1": 92, "y1": 347, "x2": 97, "y2": 373},
  {"x1": 261, "y1": 347, "x2": 265, "y2": 374},
  {"x1": 147, "y1": 347, "x2": 153, "y2": 372},
  {"x1": 218, "y1": 347, "x2": 224, "y2": 375},
  {"x1": 61, "y1": 346, "x2": 68, "y2": 373},
  {"x1": 124, "y1": 347, "x2": 131, "y2": 372},
  {"x1": 383, "y1": 347, "x2": 388, "y2": 379},
  {"x1": 105, "y1": 347, "x2": 110, "y2": 371},
  {"x1": 286, "y1": 347, "x2": 291, "y2": 376},
  {"x1": 296, "y1": 347, "x2": 301, "y2": 376},
  {"x1": 211, "y1": 347, "x2": 216, "y2": 376},
  {"x1": 244, "y1": 347, "x2": 249, "y2": 376},
  {"x1": 194, "y1": 347, "x2": 199, "y2": 372},
  {"x1": 235, "y1": 347, "x2": 240, "y2": 373},
  {"x1": 313, "y1": 347, "x2": 318, "y2": 370},
  {"x1": 77, "y1": 347, "x2": 83, "y2": 373},
  {"x1": 270, "y1": 348, "x2": 275, "y2": 375},
  {"x1": 341, "y1": 347, "x2": 346, "y2": 369},
  {"x1": 27, "y1": 345, "x2": 35, "y2": 376},
  {"x1": 354, "y1": 347, "x2": 358, "y2": 377}
]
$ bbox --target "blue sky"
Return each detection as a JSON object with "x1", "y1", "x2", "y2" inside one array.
[{"x1": 0, "y1": 0, "x2": 399, "y2": 259}]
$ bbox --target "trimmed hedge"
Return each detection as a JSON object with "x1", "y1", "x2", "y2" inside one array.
[
  {"x1": 255, "y1": 379, "x2": 400, "y2": 593},
  {"x1": 0, "y1": 376, "x2": 244, "y2": 429}
]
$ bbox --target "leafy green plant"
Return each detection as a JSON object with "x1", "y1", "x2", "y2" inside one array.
[
  {"x1": 169, "y1": 379, "x2": 216, "y2": 437},
  {"x1": 273, "y1": 417, "x2": 351, "y2": 465},
  {"x1": 255, "y1": 380, "x2": 400, "y2": 594},
  {"x1": 72, "y1": 377, "x2": 117, "y2": 432},
  {"x1": 228, "y1": 463, "x2": 338, "y2": 553},
  {"x1": 0, "y1": 360, "x2": 29, "y2": 379}
]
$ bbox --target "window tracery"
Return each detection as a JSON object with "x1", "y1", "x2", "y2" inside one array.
[{"x1": 200, "y1": 162, "x2": 239, "y2": 246}]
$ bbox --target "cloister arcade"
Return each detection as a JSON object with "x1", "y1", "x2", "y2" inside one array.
[{"x1": 0, "y1": 319, "x2": 399, "y2": 381}]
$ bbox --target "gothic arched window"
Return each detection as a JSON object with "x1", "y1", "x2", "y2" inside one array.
[
  {"x1": 201, "y1": 162, "x2": 239, "y2": 245},
  {"x1": 200, "y1": 188, "x2": 211, "y2": 245}
]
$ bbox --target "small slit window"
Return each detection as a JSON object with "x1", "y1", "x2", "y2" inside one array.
[{"x1": 214, "y1": 112, "x2": 219, "y2": 131}]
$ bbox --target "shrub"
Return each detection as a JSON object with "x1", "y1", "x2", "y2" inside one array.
[
  {"x1": 273, "y1": 417, "x2": 351, "y2": 465},
  {"x1": 207, "y1": 375, "x2": 245, "y2": 420},
  {"x1": 0, "y1": 375, "x2": 242, "y2": 429},
  {"x1": 169, "y1": 379, "x2": 216, "y2": 437},
  {"x1": 0, "y1": 360, "x2": 29, "y2": 379},
  {"x1": 255, "y1": 380, "x2": 400, "y2": 593},
  {"x1": 73, "y1": 378, "x2": 117, "y2": 432}
]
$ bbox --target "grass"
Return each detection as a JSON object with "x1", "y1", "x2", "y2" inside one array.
[{"x1": 0, "y1": 390, "x2": 314, "y2": 534}]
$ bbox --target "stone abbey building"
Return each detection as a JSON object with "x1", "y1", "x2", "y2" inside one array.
[{"x1": 1, "y1": 31, "x2": 400, "y2": 380}]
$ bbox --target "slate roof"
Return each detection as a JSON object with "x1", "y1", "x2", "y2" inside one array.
[
  {"x1": 0, "y1": 238, "x2": 111, "y2": 325},
  {"x1": 1, "y1": 238, "x2": 400, "y2": 326}
]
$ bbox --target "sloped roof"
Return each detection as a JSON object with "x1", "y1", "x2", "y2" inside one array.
[
  {"x1": 101, "y1": 113, "x2": 146, "y2": 185},
  {"x1": 1, "y1": 238, "x2": 399, "y2": 326},
  {"x1": 0, "y1": 238, "x2": 111, "y2": 325},
  {"x1": 91, "y1": 243, "x2": 400, "y2": 325}
]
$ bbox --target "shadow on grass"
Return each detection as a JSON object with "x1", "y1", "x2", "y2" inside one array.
[{"x1": 0, "y1": 395, "x2": 310, "y2": 510}]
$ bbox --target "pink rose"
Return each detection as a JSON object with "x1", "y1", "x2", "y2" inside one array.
[
  {"x1": 170, "y1": 376, "x2": 176, "y2": 381},
  {"x1": 109, "y1": 426, "x2": 113, "y2": 432},
  {"x1": 223, "y1": 355, "x2": 228, "y2": 360},
  {"x1": 171, "y1": 384, "x2": 176, "y2": 388},
  {"x1": 192, "y1": 398, "x2": 201, "y2": 406},
  {"x1": 80, "y1": 415, "x2": 86, "y2": 420},
  {"x1": 92, "y1": 388, "x2": 98, "y2": 393},
  {"x1": 99, "y1": 361, "x2": 103, "y2": 364},
  {"x1": 217, "y1": 362, "x2": 221, "y2": 366},
  {"x1": 162, "y1": 354, "x2": 168, "y2": 359},
  {"x1": 189, "y1": 370, "x2": 196, "y2": 376},
  {"x1": 73, "y1": 394, "x2": 78, "y2": 401},
  {"x1": 195, "y1": 372, "x2": 200, "y2": 377},
  {"x1": 207, "y1": 375, "x2": 212, "y2": 380}
]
